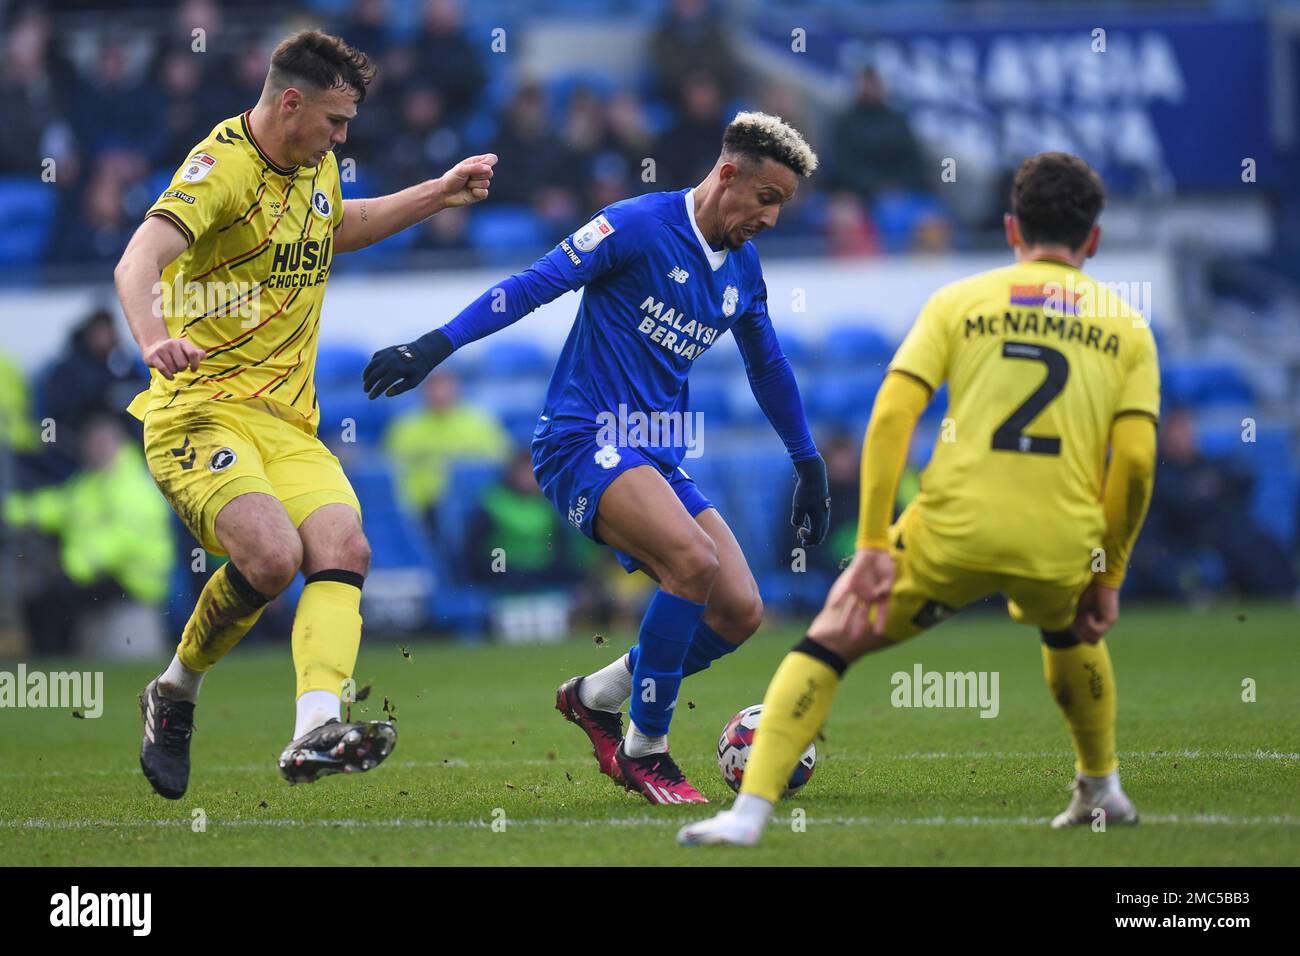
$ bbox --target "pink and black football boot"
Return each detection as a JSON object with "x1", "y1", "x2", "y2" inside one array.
[
  {"x1": 555, "y1": 676, "x2": 625, "y2": 784},
  {"x1": 614, "y1": 741, "x2": 708, "y2": 805}
]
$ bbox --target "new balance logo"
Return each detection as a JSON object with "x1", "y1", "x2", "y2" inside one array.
[
  {"x1": 667, "y1": 266, "x2": 689, "y2": 284},
  {"x1": 170, "y1": 436, "x2": 196, "y2": 470}
]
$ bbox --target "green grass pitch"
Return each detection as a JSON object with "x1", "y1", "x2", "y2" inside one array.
[{"x1": 1, "y1": 604, "x2": 1296, "y2": 866}]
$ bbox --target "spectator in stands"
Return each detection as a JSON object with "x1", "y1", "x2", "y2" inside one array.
[
  {"x1": 382, "y1": 370, "x2": 510, "y2": 537},
  {"x1": 652, "y1": 71, "x2": 727, "y2": 187},
  {"x1": 824, "y1": 191, "x2": 880, "y2": 258},
  {"x1": 1130, "y1": 408, "x2": 1298, "y2": 599},
  {"x1": 36, "y1": 307, "x2": 146, "y2": 478},
  {"x1": 4, "y1": 415, "x2": 173, "y2": 656},
  {"x1": 489, "y1": 81, "x2": 575, "y2": 227},
  {"x1": 384, "y1": 0, "x2": 484, "y2": 123},
  {"x1": 468, "y1": 448, "x2": 587, "y2": 589},
  {"x1": 387, "y1": 84, "x2": 464, "y2": 193},
  {"x1": 648, "y1": 0, "x2": 743, "y2": 110},
  {"x1": 73, "y1": 41, "x2": 166, "y2": 162},
  {"x1": 53, "y1": 154, "x2": 150, "y2": 265},
  {"x1": 0, "y1": 351, "x2": 39, "y2": 456},
  {"x1": 829, "y1": 67, "x2": 929, "y2": 202},
  {"x1": 606, "y1": 90, "x2": 655, "y2": 190},
  {"x1": 336, "y1": 0, "x2": 393, "y2": 65},
  {"x1": 1, "y1": 4, "x2": 76, "y2": 177},
  {"x1": 156, "y1": 51, "x2": 221, "y2": 168}
]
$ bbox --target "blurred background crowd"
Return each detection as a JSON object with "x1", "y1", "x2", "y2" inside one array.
[{"x1": 2, "y1": 0, "x2": 1299, "y2": 657}]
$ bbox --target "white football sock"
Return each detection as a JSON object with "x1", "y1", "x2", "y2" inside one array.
[
  {"x1": 1082, "y1": 770, "x2": 1121, "y2": 794},
  {"x1": 294, "y1": 690, "x2": 340, "y2": 740},
  {"x1": 731, "y1": 793, "x2": 775, "y2": 828},
  {"x1": 579, "y1": 654, "x2": 633, "y2": 712},
  {"x1": 157, "y1": 654, "x2": 205, "y2": 703},
  {"x1": 623, "y1": 720, "x2": 668, "y2": 757}
]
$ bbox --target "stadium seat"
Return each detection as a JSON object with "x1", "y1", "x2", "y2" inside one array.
[
  {"x1": 466, "y1": 205, "x2": 548, "y2": 258},
  {"x1": 0, "y1": 178, "x2": 58, "y2": 267},
  {"x1": 1163, "y1": 360, "x2": 1256, "y2": 408},
  {"x1": 316, "y1": 387, "x2": 395, "y2": 447},
  {"x1": 313, "y1": 343, "x2": 372, "y2": 388},
  {"x1": 871, "y1": 190, "x2": 952, "y2": 254},
  {"x1": 482, "y1": 340, "x2": 552, "y2": 376},
  {"x1": 436, "y1": 460, "x2": 506, "y2": 574},
  {"x1": 822, "y1": 324, "x2": 896, "y2": 367}
]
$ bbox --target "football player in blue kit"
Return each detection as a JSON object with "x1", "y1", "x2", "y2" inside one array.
[{"x1": 364, "y1": 112, "x2": 828, "y2": 804}]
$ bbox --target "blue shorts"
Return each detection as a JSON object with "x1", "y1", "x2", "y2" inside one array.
[{"x1": 531, "y1": 424, "x2": 713, "y2": 573}]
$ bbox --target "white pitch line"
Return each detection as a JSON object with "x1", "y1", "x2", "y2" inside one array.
[
  {"x1": 2, "y1": 813, "x2": 1297, "y2": 831},
  {"x1": 1, "y1": 749, "x2": 1294, "y2": 781}
]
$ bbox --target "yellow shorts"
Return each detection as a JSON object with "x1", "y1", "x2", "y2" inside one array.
[
  {"x1": 142, "y1": 398, "x2": 360, "y2": 555},
  {"x1": 880, "y1": 506, "x2": 1091, "y2": 642}
]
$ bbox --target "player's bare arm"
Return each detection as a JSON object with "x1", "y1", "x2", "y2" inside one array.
[
  {"x1": 113, "y1": 215, "x2": 205, "y2": 380},
  {"x1": 334, "y1": 153, "x2": 498, "y2": 254}
]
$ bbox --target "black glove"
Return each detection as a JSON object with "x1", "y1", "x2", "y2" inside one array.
[
  {"x1": 791, "y1": 455, "x2": 831, "y2": 546},
  {"x1": 363, "y1": 329, "x2": 454, "y2": 399}
]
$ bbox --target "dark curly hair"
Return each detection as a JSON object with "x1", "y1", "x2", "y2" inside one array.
[
  {"x1": 268, "y1": 30, "x2": 376, "y2": 103},
  {"x1": 1011, "y1": 152, "x2": 1105, "y2": 249}
]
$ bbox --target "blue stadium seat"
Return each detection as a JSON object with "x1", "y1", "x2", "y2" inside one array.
[
  {"x1": 348, "y1": 464, "x2": 437, "y2": 571},
  {"x1": 822, "y1": 324, "x2": 896, "y2": 367},
  {"x1": 482, "y1": 340, "x2": 552, "y2": 376},
  {"x1": 466, "y1": 205, "x2": 548, "y2": 257},
  {"x1": 1163, "y1": 360, "x2": 1256, "y2": 408},
  {"x1": 435, "y1": 460, "x2": 506, "y2": 572},
  {"x1": 0, "y1": 178, "x2": 58, "y2": 267},
  {"x1": 314, "y1": 343, "x2": 372, "y2": 388},
  {"x1": 871, "y1": 191, "x2": 951, "y2": 254},
  {"x1": 316, "y1": 387, "x2": 396, "y2": 447}
]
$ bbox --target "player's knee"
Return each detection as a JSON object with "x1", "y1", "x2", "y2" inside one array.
[
  {"x1": 731, "y1": 591, "x2": 764, "y2": 641},
  {"x1": 337, "y1": 530, "x2": 372, "y2": 577},
  {"x1": 664, "y1": 536, "x2": 719, "y2": 598},
  {"x1": 244, "y1": 539, "x2": 302, "y2": 596}
]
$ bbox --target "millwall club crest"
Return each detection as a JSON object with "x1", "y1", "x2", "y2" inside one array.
[
  {"x1": 721, "y1": 285, "x2": 739, "y2": 317},
  {"x1": 208, "y1": 448, "x2": 237, "y2": 473},
  {"x1": 311, "y1": 188, "x2": 332, "y2": 219}
]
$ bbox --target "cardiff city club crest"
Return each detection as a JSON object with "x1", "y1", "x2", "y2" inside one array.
[{"x1": 721, "y1": 285, "x2": 739, "y2": 317}]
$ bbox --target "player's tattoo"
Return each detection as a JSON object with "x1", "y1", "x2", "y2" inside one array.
[{"x1": 359, "y1": 201, "x2": 368, "y2": 222}]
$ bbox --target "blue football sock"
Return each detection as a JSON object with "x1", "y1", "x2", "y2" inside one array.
[
  {"x1": 627, "y1": 589, "x2": 706, "y2": 737},
  {"x1": 627, "y1": 619, "x2": 739, "y2": 680}
]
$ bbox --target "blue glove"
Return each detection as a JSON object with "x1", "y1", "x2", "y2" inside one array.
[
  {"x1": 364, "y1": 330, "x2": 454, "y2": 399},
  {"x1": 791, "y1": 455, "x2": 831, "y2": 546}
]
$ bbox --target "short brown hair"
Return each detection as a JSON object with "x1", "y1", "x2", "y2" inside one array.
[
  {"x1": 268, "y1": 30, "x2": 376, "y2": 103},
  {"x1": 1010, "y1": 152, "x2": 1105, "y2": 250}
]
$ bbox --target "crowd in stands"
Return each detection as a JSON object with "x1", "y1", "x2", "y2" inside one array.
[{"x1": 2, "y1": 0, "x2": 963, "y2": 276}]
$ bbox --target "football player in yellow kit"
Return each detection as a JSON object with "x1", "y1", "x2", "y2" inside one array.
[
  {"x1": 680, "y1": 152, "x2": 1159, "y2": 846},
  {"x1": 114, "y1": 30, "x2": 496, "y2": 798}
]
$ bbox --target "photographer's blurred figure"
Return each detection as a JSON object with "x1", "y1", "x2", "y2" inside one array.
[
  {"x1": 382, "y1": 370, "x2": 509, "y2": 538},
  {"x1": 5, "y1": 415, "x2": 172, "y2": 658}
]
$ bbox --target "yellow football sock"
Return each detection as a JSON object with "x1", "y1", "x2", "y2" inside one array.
[
  {"x1": 177, "y1": 562, "x2": 267, "y2": 672},
  {"x1": 292, "y1": 576, "x2": 363, "y2": 698},
  {"x1": 1041, "y1": 639, "x2": 1117, "y2": 776},
  {"x1": 740, "y1": 643, "x2": 844, "y2": 804}
]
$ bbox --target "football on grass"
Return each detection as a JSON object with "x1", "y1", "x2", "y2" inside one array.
[{"x1": 717, "y1": 704, "x2": 816, "y2": 796}]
